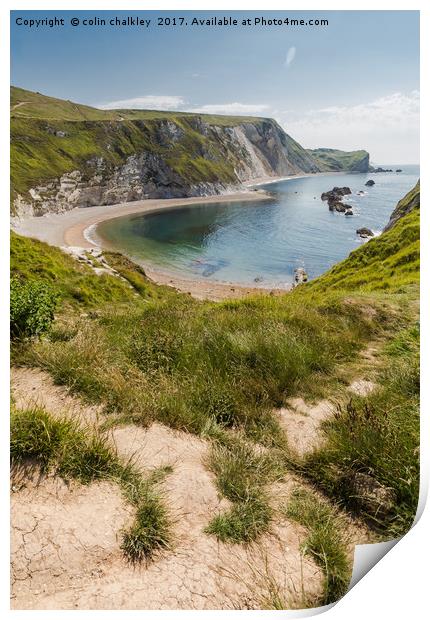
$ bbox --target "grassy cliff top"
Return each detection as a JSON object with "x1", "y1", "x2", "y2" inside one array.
[
  {"x1": 309, "y1": 181, "x2": 419, "y2": 292},
  {"x1": 11, "y1": 86, "x2": 266, "y2": 126},
  {"x1": 307, "y1": 147, "x2": 369, "y2": 171}
]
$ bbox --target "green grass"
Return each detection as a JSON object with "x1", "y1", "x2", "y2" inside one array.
[
  {"x1": 283, "y1": 487, "x2": 351, "y2": 605},
  {"x1": 11, "y1": 405, "x2": 171, "y2": 561},
  {"x1": 10, "y1": 86, "x2": 269, "y2": 199},
  {"x1": 309, "y1": 183, "x2": 419, "y2": 292},
  {"x1": 11, "y1": 405, "x2": 116, "y2": 482},
  {"x1": 11, "y1": 232, "x2": 161, "y2": 307},
  {"x1": 300, "y1": 323, "x2": 419, "y2": 537},
  {"x1": 15, "y1": 286, "x2": 396, "y2": 443},
  {"x1": 205, "y1": 437, "x2": 284, "y2": 542},
  {"x1": 206, "y1": 499, "x2": 272, "y2": 544},
  {"x1": 119, "y1": 468, "x2": 171, "y2": 564},
  {"x1": 10, "y1": 184, "x2": 420, "y2": 561},
  {"x1": 307, "y1": 148, "x2": 369, "y2": 172},
  {"x1": 11, "y1": 85, "x2": 265, "y2": 125}
]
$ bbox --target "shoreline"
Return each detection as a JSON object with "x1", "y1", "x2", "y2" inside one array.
[{"x1": 12, "y1": 181, "x2": 299, "y2": 300}]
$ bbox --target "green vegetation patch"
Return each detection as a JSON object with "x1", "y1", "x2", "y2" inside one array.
[
  {"x1": 11, "y1": 232, "x2": 155, "y2": 307},
  {"x1": 16, "y1": 281, "x2": 393, "y2": 444},
  {"x1": 205, "y1": 437, "x2": 284, "y2": 543},
  {"x1": 11, "y1": 405, "x2": 171, "y2": 561},
  {"x1": 309, "y1": 185, "x2": 419, "y2": 292},
  {"x1": 284, "y1": 487, "x2": 351, "y2": 605},
  {"x1": 301, "y1": 323, "x2": 419, "y2": 537},
  {"x1": 307, "y1": 148, "x2": 369, "y2": 172},
  {"x1": 11, "y1": 276, "x2": 58, "y2": 339}
]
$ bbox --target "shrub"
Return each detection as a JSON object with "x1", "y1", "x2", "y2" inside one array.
[{"x1": 10, "y1": 277, "x2": 58, "y2": 339}]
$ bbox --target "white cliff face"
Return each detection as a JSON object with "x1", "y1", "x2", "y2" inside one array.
[{"x1": 12, "y1": 118, "x2": 319, "y2": 217}]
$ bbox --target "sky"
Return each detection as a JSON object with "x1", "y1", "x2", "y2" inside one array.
[{"x1": 11, "y1": 10, "x2": 420, "y2": 163}]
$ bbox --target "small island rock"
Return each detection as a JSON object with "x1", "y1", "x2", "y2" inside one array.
[
  {"x1": 365, "y1": 179, "x2": 375, "y2": 187},
  {"x1": 294, "y1": 267, "x2": 308, "y2": 285},
  {"x1": 356, "y1": 227, "x2": 374, "y2": 238}
]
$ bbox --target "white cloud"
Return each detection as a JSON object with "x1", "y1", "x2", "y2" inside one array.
[
  {"x1": 187, "y1": 102, "x2": 270, "y2": 115},
  {"x1": 285, "y1": 46, "x2": 296, "y2": 68},
  {"x1": 98, "y1": 95, "x2": 186, "y2": 110},
  {"x1": 281, "y1": 91, "x2": 419, "y2": 164}
]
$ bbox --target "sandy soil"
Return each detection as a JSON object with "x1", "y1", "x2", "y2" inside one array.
[
  {"x1": 11, "y1": 189, "x2": 294, "y2": 301},
  {"x1": 11, "y1": 367, "x2": 324, "y2": 610},
  {"x1": 276, "y1": 397, "x2": 336, "y2": 457}
]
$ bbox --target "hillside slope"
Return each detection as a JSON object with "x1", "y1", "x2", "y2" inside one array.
[
  {"x1": 11, "y1": 87, "x2": 368, "y2": 217},
  {"x1": 309, "y1": 181, "x2": 419, "y2": 292},
  {"x1": 307, "y1": 148, "x2": 370, "y2": 172},
  {"x1": 11, "y1": 86, "x2": 320, "y2": 216},
  {"x1": 10, "y1": 182, "x2": 419, "y2": 609}
]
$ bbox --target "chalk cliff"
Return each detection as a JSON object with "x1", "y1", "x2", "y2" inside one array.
[{"x1": 10, "y1": 87, "x2": 367, "y2": 216}]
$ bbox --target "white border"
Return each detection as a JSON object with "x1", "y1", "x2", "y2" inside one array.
[{"x1": 2, "y1": 2, "x2": 428, "y2": 619}]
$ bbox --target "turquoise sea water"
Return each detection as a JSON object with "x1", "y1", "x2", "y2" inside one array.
[{"x1": 96, "y1": 166, "x2": 419, "y2": 287}]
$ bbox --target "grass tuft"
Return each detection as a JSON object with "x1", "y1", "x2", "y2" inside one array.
[
  {"x1": 205, "y1": 437, "x2": 282, "y2": 543},
  {"x1": 206, "y1": 495, "x2": 272, "y2": 544},
  {"x1": 283, "y1": 488, "x2": 351, "y2": 605},
  {"x1": 10, "y1": 406, "x2": 171, "y2": 562},
  {"x1": 121, "y1": 492, "x2": 171, "y2": 563}
]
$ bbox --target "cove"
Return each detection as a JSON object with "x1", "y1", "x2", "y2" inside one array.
[{"x1": 96, "y1": 166, "x2": 419, "y2": 288}]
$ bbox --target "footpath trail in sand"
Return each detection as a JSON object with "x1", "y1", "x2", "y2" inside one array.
[{"x1": 11, "y1": 367, "x2": 325, "y2": 610}]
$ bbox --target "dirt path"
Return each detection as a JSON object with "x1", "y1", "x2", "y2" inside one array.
[
  {"x1": 11, "y1": 367, "x2": 324, "y2": 609},
  {"x1": 274, "y1": 341, "x2": 380, "y2": 457},
  {"x1": 11, "y1": 101, "x2": 30, "y2": 112}
]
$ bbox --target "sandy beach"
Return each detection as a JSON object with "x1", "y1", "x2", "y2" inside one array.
[{"x1": 12, "y1": 187, "x2": 294, "y2": 300}]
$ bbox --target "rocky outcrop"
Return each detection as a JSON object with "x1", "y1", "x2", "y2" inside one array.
[
  {"x1": 368, "y1": 166, "x2": 393, "y2": 173},
  {"x1": 356, "y1": 227, "x2": 374, "y2": 238},
  {"x1": 15, "y1": 161, "x2": 237, "y2": 218},
  {"x1": 293, "y1": 267, "x2": 308, "y2": 285},
  {"x1": 365, "y1": 180, "x2": 375, "y2": 187},
  {"x1": 321, "y1": 187, "x2": 353, "y2": 214},
  {"x1": 11, "y1": 86, "x2": 374, "y2": 218},
  {"x1": 384, "y1": 180, "x2": 420, "y2": 232},
  {"x1": 321, "y1": 187, "x2": 351, "y2": 202},
  {"x1": 12, "y1": 116, "x2": 322, "y2": 217}
]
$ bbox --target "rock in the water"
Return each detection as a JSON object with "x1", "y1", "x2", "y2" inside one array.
[
  {"x1": 321, "y1": 186, "x2": 352, "y2": 202},
  {"x1": 396, "y1": 169, "x2": 402, "y2": 173},
  {"x1": 337, "y1": 186, "x2": 352, "y2": 195},
  {"x1": 345, "y1": 209, "x2": 353, "y2": 216},
  {"x1": 322, "y1": 187, "x2": 353, "y2": 213},
  {"x1": 294, "y1": 267, "x2": 308, "y2": 285},
  {"x1": 365, "y1": 179, "x2": 375, "y2": 186},
  {"x1": 356, "y1": 227, "x2": 374, "y2": 238},
  {"x1": 349, "y1": 472, "x2": 396, "y2": 518}
]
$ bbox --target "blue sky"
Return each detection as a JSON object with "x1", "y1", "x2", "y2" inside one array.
[{"x1": 11, "y1": 10, "x2": 419, "y2": 163}]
